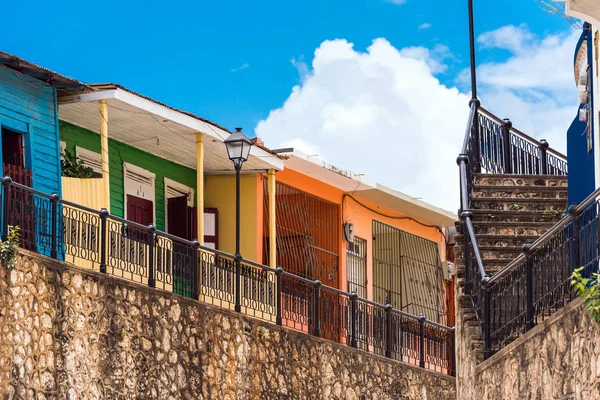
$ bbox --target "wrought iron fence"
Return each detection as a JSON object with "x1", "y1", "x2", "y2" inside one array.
[
  {"x1": 476, "y1": 108, "x2": 567, "y2": 176},
  {"x1": 458, "y1": 101, "x2": 577, "y2": 359},
  {"x1": 0, "y1": 176, "x2": 455, "y2": 375}
]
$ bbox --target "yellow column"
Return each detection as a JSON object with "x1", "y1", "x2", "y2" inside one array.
[
  {"x1": 196, "y1": 133, "x2": 205, "y2": 244},
  {"x1": 268, "y1": 169, "x2": 276, "y2": 268},
  {"x1": 99, "y1": 100, "x2": 110, "y2": 211}
]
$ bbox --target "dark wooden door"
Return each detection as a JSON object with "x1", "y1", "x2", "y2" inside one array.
[
  {"x1": 2, "y1": 129, "x2": 23, "y2": 167},
  {"x1": 167, "y1": 195, "x2": 189, "y2": 239},
  {"x1": 127, "y1": 195, "x2": 153, "y2": 226}
]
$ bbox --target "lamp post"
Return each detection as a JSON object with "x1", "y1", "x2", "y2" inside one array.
[{"x1": 224, "y1": 127, "x2": 253, "y2": 312}]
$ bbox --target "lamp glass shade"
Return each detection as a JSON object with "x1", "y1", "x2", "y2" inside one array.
[{"x1": 224, "y1": 128, "x2": 253, "y2": 164}]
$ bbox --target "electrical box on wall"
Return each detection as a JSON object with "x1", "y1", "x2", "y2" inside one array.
[{"x1": 343, "y1": 222, "x2": 355, "y2": 242}]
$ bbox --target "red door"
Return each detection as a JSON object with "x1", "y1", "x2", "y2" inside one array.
[
  {"x1": 127, "y1": 195, "x2": 153, "y2": 226},
  {"x1": 2, "y1": 129, "x2": 23, "y2": 167},
  {"x1": 167, "y1": 195, "x2": 189, "y2": 239}
]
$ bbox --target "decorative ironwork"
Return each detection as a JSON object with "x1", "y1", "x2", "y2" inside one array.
[
  {"x1": 0, "y1": 177, "x2": 455, "y2": 376},
  {"x1": 372, "y1": 220, "x2": 445, "y2": 323}
]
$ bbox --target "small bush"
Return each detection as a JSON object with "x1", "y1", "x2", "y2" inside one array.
[
  {"x1": 571, "y1": 267, "x2": 600, "y2": 323},
  {"x1": 0, "y1": 226, "x2": 20, "y2": 269}
]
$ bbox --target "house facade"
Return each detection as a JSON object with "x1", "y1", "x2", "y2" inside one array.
[
  {"x1": 264, "y1": 149, "x2": 457, "y2": 325},
  {"x1": 562, "y1": 1, "x2": 600, "y2": 204}
]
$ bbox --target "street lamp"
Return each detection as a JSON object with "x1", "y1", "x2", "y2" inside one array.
[{"x1": 224, "y1": 127, "x2": 253, "y2": 312}]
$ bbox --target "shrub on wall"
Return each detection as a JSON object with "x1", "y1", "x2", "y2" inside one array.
[{"x1": 571, "y1": 267, "x2": 600, "y2": 323}]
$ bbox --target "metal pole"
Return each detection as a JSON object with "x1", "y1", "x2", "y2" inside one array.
[
  {"x1": 234, "y1": 165, "x2": 242, "y2": 313},
  {"x1": 99, "y1": 208, "x2": 108, "y2": 274},
  {"x1": 524, "y1": 243, "x2": 535, "y2": 331},
  {"x1": 148, "y1": 225, "x2": 156, "y2": 288},
  {"x1": 50, "y1": 193, "x2": 59, "y2": 259},
  {"x1": 540, "y1": 139, "x2": 549, "y2": 175},
  {"x1": 468, "y1": 0, "x2": 478, "y2": 100},
  {"x1": 419, "y1": 315, "x2": 426, "y2": 368},
  {"x1": 2, "y1": 177, "x2": 12, "y2": 240},
  {"x1": 482, "y1": 277, "x2": 491, "y2": 359},
  {"x1": 350, "y1": 292, "x2": 358, "y2": 348},
  {"x1": 192, "y1": 240, "x2": 200, "y2": 300},
  {"x1": 275, "y1": 267, "x2": 283, "y2": 325},
  {"x1": 502, "y1": 119, "x2": 513, "y2": 174},
  {"x1": 313, "y1": 280, "x2": 322, "y2": 337},
  {"x1": 385, "y1": 304, "x2": 392, "y2": 358}
]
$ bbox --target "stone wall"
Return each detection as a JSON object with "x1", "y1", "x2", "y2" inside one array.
[
  {"x1": 0, "y1": 251, "x2": 456, "y2": 399},
  {"x1": 461, "y1": 298, "x2": 600, "y2": 399}
]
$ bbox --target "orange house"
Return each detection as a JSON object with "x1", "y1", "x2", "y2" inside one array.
[{"x1": 261, "y1": 149, "x2": 457, "y2": 326}]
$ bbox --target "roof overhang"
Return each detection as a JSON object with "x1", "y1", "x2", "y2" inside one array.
[
  {"x1": 59, "y1": 86, "x2": 283, "y2": 172},
  {"x1": 353, "y1": 184, "x2": 457, "y2": 228},
  {"x1": 274, "y1": 149, "x2": 457, "y2": 227},
  {"x1": 0, "y1": 51, "x2": 90, "y2": 96},
  {"x1": 560, "y1": 0, "x2": 600, "y2": 26}
]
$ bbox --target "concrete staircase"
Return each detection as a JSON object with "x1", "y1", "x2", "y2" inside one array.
[{"x1": 454, "y1": 173, "x2": 568, "y2": 362}]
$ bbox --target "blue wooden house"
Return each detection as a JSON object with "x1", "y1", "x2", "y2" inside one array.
[{"x1": 0, "y1": 51, "x2": 88, "y2": 195}]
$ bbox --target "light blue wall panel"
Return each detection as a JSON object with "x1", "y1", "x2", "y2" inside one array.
[{"x1": 0, "y1": 65, "x2": 61, "y2": 196}]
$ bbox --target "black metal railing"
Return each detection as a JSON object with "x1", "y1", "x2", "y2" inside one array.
[
  {"x1": 0, "y1": 176, "x2": 456, "y2": 376},
  {"x1": 486, "y1": 191, "x2": 600, "y2": 354},
  {"x1": 458, "y1": 101, "x2": 572, "y2": 359}
]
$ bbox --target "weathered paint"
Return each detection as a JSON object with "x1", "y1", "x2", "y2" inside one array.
[
  {"x1": 59, "y1": 121, "x2": 196, "y2": 231},
  {"x1": 0, "y1": 65, "x2": 61, "y2": 196},
  {"x1": 204, "y1": 174, "x2": 262, "y2": 261},
  {"x1": 274, "y1": 168, "x2": 446, "y2": 302}
]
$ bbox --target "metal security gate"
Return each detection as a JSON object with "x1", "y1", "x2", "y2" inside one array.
[
  {"x1": 263, "y1": 179, "x2": 340, "y2": 287},
  {"x1": 347, "y1": 236, "x2": 367, "y2": 298},
  {"x1": 372, "y1": 220, "x2": 445, "y2": 322}
]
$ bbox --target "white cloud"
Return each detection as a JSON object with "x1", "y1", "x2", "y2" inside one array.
[
  {"x1": 256, "y1": 38, "x2": 468, "y2": 212},
  {"x1": 399, "y1": 44, "x2": 452, "y2": 74},
  {"x1": 256, "y1": 25, "x2": 580, "y2": 214},
  {"x1": 231, "y1": 62, "x2": 250, "y2": 72},
  {"x1": 418, "y1": 23, "x2": 432, "y2": 30},
  {"x1": 470, "y1": 25, "x2": 581, "y2": 152}
]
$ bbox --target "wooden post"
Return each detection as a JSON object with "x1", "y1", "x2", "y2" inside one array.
[
  {"x1": 268, "y1": 169, "x2": 276, "y2": 268},
  {"x1": 196, "y1": 133, "x2": 204, "y2": 244},
  {"x1": 99, "y1": 100, "x2": 110, "y2": 211}
]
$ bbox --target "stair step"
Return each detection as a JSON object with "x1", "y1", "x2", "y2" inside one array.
[
  {"x1": 474, "y1": 174, "x2": 568, "y2": 188},
  {"x1": 471, "y1": 209, "x2": 566, "y2": 223},
  {"x1": 471, "y1": 185, "x2": 567, "y2": 200},
  {"x1": 472, "y1": 221, "x2": 556, "y2": 236},
  {"x1": 455, "y1": 234, "x2": 538, "y2": 248},
  {"x1": 471, "y1": 197, "x2": 567, "y2": 212}
]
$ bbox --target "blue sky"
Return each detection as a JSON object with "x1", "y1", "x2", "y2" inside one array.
[
  {"x1": 0, "y1": 0, "x2": 580, "y2": 210},
  {"x1": 1, "y1": 0, "x2": 569, "y2": 133}
]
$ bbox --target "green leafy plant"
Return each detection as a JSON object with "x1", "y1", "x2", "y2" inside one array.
[
  {"x1": 61, "y1": 149, "x2": 94, "y2": 178},
  {"x1": 510, "y1": 204, "x2": 522, "y2": 211},
  {"x1": 571, "y1": 267, "x2": 600, "y2": 323},
  {"x1": 0, "y1": 226, "x2": 20, "y2": 269}
]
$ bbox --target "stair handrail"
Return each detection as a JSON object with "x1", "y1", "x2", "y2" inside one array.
[
  {"x1": 477, "y1": 107, "x2": 567, "y2": 161},
  {"x1": 458, "y1": 100, "x2": 489, "y2": 282}
]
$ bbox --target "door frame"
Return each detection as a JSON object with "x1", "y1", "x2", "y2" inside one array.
[
  {"x1": 164, "y1": 177, "x2": 194, "y2": 231},
  {"x1": 124, "y1": 162, "x2": 156, "y2": 224}
]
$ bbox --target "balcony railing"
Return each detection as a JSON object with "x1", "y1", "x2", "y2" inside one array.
[{"x1": 0, "y1": 176, "x2": 455, "y2": 376}]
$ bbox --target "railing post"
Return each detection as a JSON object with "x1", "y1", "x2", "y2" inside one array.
[
  {"x1": 2, "y1": 177, "x2": 12, "y2": 240},
  {"x1": 419, "y1": 315, "x2": 426, "y2": 368},
  {"x1": 275, "y1": 267, "x2": 283, "y2": 326},
  {"x1": 460, "y1": 211, "x2": 473, "y2": 295},
  {"x1": 502, "y1": 118, "x2": 512, "y2": 174},
  {"x1": 523, "y1": 243, "x2": 535, "y2": 331},
  {"x1": 539, "y1": 139, "x2": 549, "y2": 175},
  {"x1": 482, "y1": 277, "x2": 491, "y2": 359},
  {"x1": 350, "y1": 291, "x2": 358, "y2": 348},
  {"x1": 147, "y1": 225, "x2": 156, "y2": 288},
  {"x1": 469, "y1": 99, "x2": 482, "y2": 173},
  {"x1": 451, "y1": 327, "x2": 456, "y2": 377},
  {"x1": 192, "y1": 240, "x2": 200, "y2": 300},
  {"x1": 313, "y1": 280, "x2": 322, "y2": 337},
  {"x1": 99, "y1": 209, "x2": 108, "y2": 274},
  {"x1": 235, "y1": 253, "x2": 242, "y2": 312},
  {"x1": 385, "y1": 303, "x2": 392, "y2": 358},
  {"x1": 569, "y1": 204, "x2": 581, "y2": 273},
  {"x1": 50, "y1": 193, "x2": 59, "y2": 259}
]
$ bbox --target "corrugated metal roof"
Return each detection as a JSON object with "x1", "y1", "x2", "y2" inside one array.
[{"x1": 0, "y1": 51, "x2": 91, "y2": 95}]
